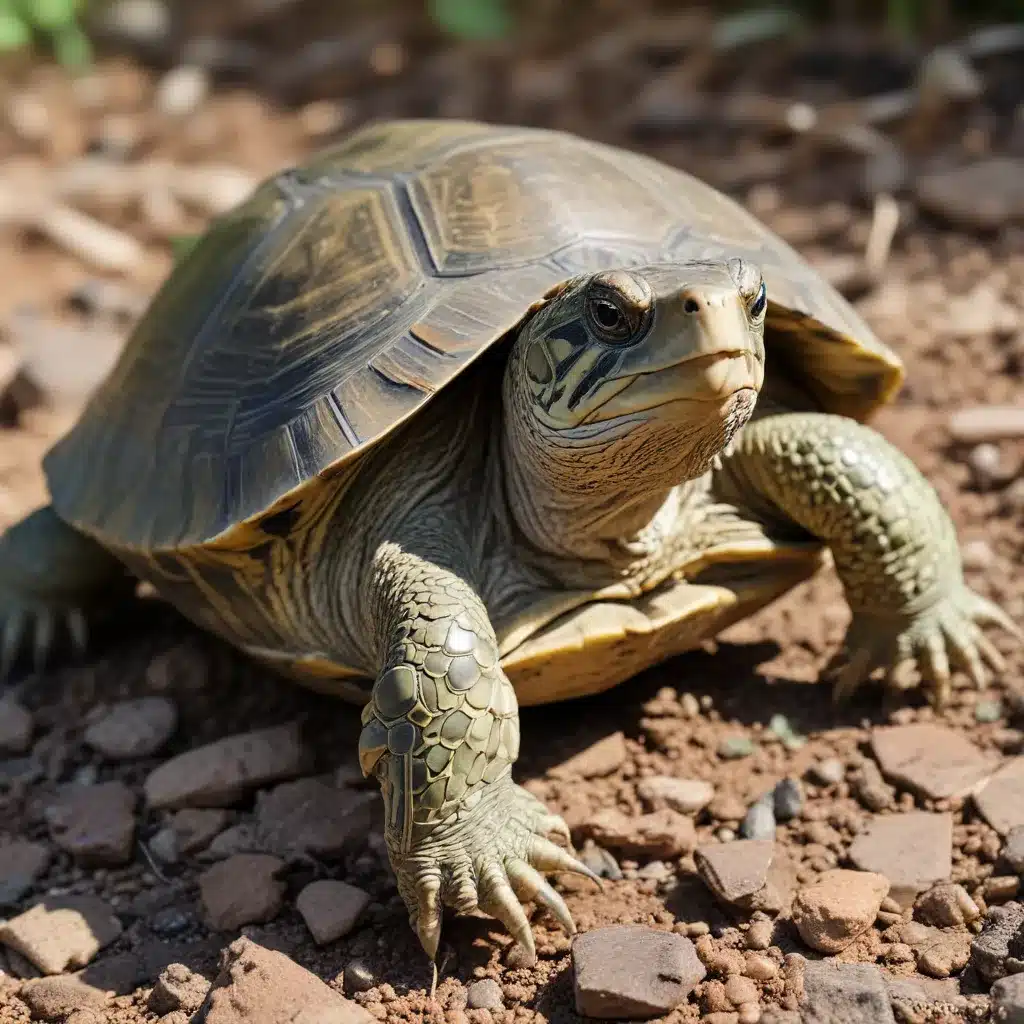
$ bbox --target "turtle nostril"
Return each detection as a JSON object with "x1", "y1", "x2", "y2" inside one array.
[{"x1": 683, "y1": 297, "x2": 700, "y2": 313}]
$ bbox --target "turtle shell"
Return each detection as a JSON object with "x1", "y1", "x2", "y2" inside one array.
[{"x1": 44, "y1": 119, "x2": 904, "y2": 551}]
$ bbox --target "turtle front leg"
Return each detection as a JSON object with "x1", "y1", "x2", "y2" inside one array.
[
  {"x1": 716, "y1": 412, "x2": 1021, "y2": 704},
  {"x1": 0, "y1": 505, "x2": 137, "y2": 679},
  {"x1": 358, "y1": 542, "x2": 597, "y2": 972}
]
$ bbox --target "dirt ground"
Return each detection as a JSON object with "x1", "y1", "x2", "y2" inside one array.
[{"x1": 0, "y1": 6, "x2": 1023, "y2": 1023}]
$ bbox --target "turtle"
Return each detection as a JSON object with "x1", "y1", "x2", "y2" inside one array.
[{"x1": 0, "y1": 118, "x2": 1018, "y2": 969}]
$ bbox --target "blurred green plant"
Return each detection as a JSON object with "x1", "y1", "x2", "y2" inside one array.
[
  {"x1": 427, "y1": 0, "x2": 511, "y2": 40},
  {"x1": 0, "y1": 0, "x2": 92, "y2": 66}
]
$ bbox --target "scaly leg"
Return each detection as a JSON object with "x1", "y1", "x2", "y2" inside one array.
[
  {"x1": 715, "y1": 412, "x2": 1021, "y2": 704},
  {"x1": 0, "y1": 505, "x2": 137, "y2": 678},
  {"x1": 358, "y1": 542, "x2": 597, "y2": 975}
]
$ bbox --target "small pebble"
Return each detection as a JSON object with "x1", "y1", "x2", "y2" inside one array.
[
  {"x1": 772, "y1": 779, "x2": 804, "y2": 821},
  {"x1": 744, "y1": 953, "x2": 777, "y2": 980},
  {"x1": 976, "y1": 700, "x2": 1004, "y2": 724},
  {"x1": 808, "y1": 759, "x2": 844, "y2": 786},
  {"x1": 343, "y1": 962, "x2": 375, "y2": 994},
  {"x1": 717, "y1": 827, "x2": 736, "y2": 842},
  {"x1": 155, "y1": 65, "x2": 210, "y2": 118},
  {"x1": 579, "y1": 843, "x2": 622, "y2": 881},
  {"x1": 466, "y1": 978, "x2": 504, "y2": 1010},
  {"x1": 739, "y1": 1005, "x2": 761, "y2": 1024},
  {"x1": 745, "y1": 919, "x2": 774, "y2": 950},
  {"x1": 741, "y1": 796, "x2": 776, "y2": 841},
  {"x1": 719, "y1": 737, "x2": 755, "y2": 760},
  {"x1": 967, "y1": 442, "x2": 1005, "y2": 489}
]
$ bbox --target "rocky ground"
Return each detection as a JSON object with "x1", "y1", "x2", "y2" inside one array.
[{"x1": 1, "y1": 6, "x2": 1024, "y2": 1023}]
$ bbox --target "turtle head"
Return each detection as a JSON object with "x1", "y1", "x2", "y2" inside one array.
[{"x1": 508, "y1": 260, "x2": 766, "y2": 484}]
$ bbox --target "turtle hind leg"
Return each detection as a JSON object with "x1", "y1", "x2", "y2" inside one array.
[{"x1": 0, "y1": 505, "x2": 136, "y2": 680}]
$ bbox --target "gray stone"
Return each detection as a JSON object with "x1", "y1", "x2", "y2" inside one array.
[
  {"x1": 255, "y1": 777, "x2": 377, "y2": 857},
  {"x1": 970, "y1": 902, "x2": 1024, "y2": 983},
  {"x1": 46, "y1": 782, "x2": 137, "y2": 867},
  {"x1": 572, "y1": 926, "x2": 705, "y2": 1018},
  {"x1": 740, "y1": 795, "x2": 776, "y2": 840},
  {"x1": 773, "y1": 778, "x2": 804, "y2": 820},
  {"x1": 992, "y1": 974, "x2": 1024, "y2": 1023},
  {"x1": 808, "y1": 759, "x2": 845, "y2": 786},
  {"x1": 848, "y1": 812, "x2": 952, "y2": 907},
  {"x1": 976, "y1": 758, "x2": 1024, "y2": 836},
  {"x1": 84, "y1": 697, "x2": 177, "y2": 759},
  {"x1": 636, "y1": 776, "x2": 714, "y2": 814},
  {"x1": 200, "y1": 938, "x2": 374, "y2": 1024},
  {"x1": 466, "y1": 978, "x2": 504, "y2": 1010},
  {"x1": 0, "y1": 698, "x2": 32, "y2": 754},
  {"x1": 579, "y1": 843, "x2": 622, "y2": 880},
  {"x1": 916, "y1": 158, "x2": 1024, "y2": 231},
  {"x1": 144, "y1": 723, "x2": 308, "y2": 809},
  {"x1": 694, "y1": 840, "x2": 776, "y2": 908},
  {"x1": 1005, "y1": 826, "x2": 1024, "y2": 874},
  {"x1": 870, "y1": 724, "x2": 994, "y2": 800},
  {"x1": 148, "y1": 963, "x2": 211, "y2": 1015},
  {"x1": 342, "y1": 962, "x2": 375, "y2": 994},
  {"x1": 0, "y1": 839, "x2": 51, "y2": 906},
  {"x1": 296, "y1": 880, "x2": 370, "y2": 945},
  {"x1": 171, "y1": 808, "x2": 229, "y2": 854},
  {"x1": 0, "y1": 896, "x2": 122, "y2": 974},
  {"x1": 198, "y1": 854, "x2": 286, "y2": 931},
  {"x1": 800, "y1": 958, "x2": 896, "y2": 1024}
]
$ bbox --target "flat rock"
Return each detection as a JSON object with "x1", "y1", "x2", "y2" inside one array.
[
  {"x1": 0, "y1": 839, "x2": 51, "y2": 906},
  {"x1": 792, "y1": 869, "x2": 889, "y2": 953},
  {"x1": 466, "y1": 978, "x2": 504, "y2": 1010},
  {"x1": 799, "y1": 958, "x2": 895, "y2": 1024},
  {"x1": 916, "y1": 158, "x2": 1024, "y2": 231},
  {"x1": 148, "y1": 963, "x2": 211, "y2": 1015},
  {"x1": 1005, "y1": 826, "x2": 1024, "y2": 873},
  {"x1": 296, "y1": 880, "x2": 370, "y2": 945},
  {"x1": 550, "y1": 732, "x2": 627, "y2": 779},
  {"x1": 970, "y1": 902, "x2": 1024, "y2": 983},
  {"x1": 0, "y1": 896, "x2": 122, "y2": 974},
  {"x1": 694, "y1": 840, "x2": 775, "y2": 908},
  {"x1": 199, "y1": 854, "x2": 286, "y2": 931},
  {"x1": 0, "y1": 698, "x2": 32, "y2": 754},
  {"x1": 255, "y1": 777, "x2": 377, "y2": 857},
  {"x1": 84, "y1": 697, "x2": 177, "y2": 759},
  {"x1": 637, "y1": 776, "x2": 715, "y2": 814},
  {"x1": 572, "y1": 925, "x2": 705, "y2": 1018},
  {"x1": 848, "y1": 812, "x2": 952, "y2": 907},
  {"x1": 992, "y1": 974, "x2": 1024, "y2": 1023},
  {"x1": 144, "y1": 723, "x2": 308, "y2": 809},
  {"x1": 885, "y1": 975, "x2": 961, "y2": 1006},
  {"x1": 170, "y1": 808, "x2": 229, "y2": 855},
  {"x1": 20, "y1": 976, "x2": 109, "y2": 1020},
  {"x1": 46, "y1": 782, "x2": 137, "y2": 866},
  {"x1": 871, "y1": 724, "x2": 994, "y2": 800},
  {"x1": 583, "y1": 807, "x2": 696, "y2": 858},
  {"x1": 975, "y1": 758, "x2": 1024, "y2": 836},
  {"x1": 199, "y1": 937, "x2": 374, "y2": 1024}
]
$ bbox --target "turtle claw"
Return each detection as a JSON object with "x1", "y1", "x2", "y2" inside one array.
[
  {"x1": 394, "y1": 778, "x2": 592, "y2": 973},
  {"x1": 0, "y1": 598, "x2": 93, "y2": 682},
  {"x1": 827, "y1": 583, "x2": 1020, "y2": 707}
]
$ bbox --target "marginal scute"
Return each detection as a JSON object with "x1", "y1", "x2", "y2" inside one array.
[
  {"x1": 387, "y1": 721, "x2": 418, "y2": 755},
  {"x1": 373, "y1": 665, "x2": 418, "y2": 719}
]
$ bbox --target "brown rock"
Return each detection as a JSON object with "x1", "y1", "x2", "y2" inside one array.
[
  {"x1": 848, "y1": 812, "x2": 952, "y2": 907},
  {"x1": 466, "y1": 978, "x2": 504, "y2": 1010},
  {"x1": 792, "y1": 869, "x2": 889, "y2": 954},
  {"x1": 199, "y1": 854, "x2": 286, "y2": 931},
  {"x1": 0, "y1": 697, "x2": 32, "y2": 754},
  {"x1": 148, "y1": 963, "x2": 211, "y2": 1015},
  {"x1": 20, "y1": 976, "x2": 109, "y2": 1021},
  {"x1": 0, "y1": 839, "x2": 51, "y2": 906},
  {"x1": 915, "y1": 883, "x2": 982, "y2": 927},
  {"x1": 916, "y1": 158, "x2": 1024, "y2": 231},
  {"x1": 572, "y1": 926, "x2": 706, "y2": 1018},
  {"x1": 0, "y1": 896, "x2": 122, "y2": 974},
  {"x1": 144, "y1": 723, "x2": 308, "y2": 809},
  {"x1": 46, "y1": 782, "x2": 136, "y2": 866},
  {"x1": 583, "y1": 807, "x2": 696, "y2": 858},
  {"x1": 255, "y1": 777, "x2": 377, "y2": 857},
  {"x1": 695, "y1": 840, "x2": 775, "y2": 908},
  {"x1": 200, "y1": 937, "x2": 374, "y2": 1024},
  {"x1": 296, "y1": 880, "x2": 370, "y2": 945},
  {"x1": 84, "y1": 697, "x2": 177, "y2": 759},
  {"x1": 637, "y1": 776, "x2": 715, "y2": 814},
  {"x1": 910, "y1": 927, "x2": 972, "y2": 979},
  {"x1": 1004, "y1": 826, "x2": 1024, "y2": 874},
  {"x1": 170, "y1": 808, "x2": 229, "y2": 854},
  {"x1": 975, "y1": 758, "x2": 1024, "y2": 836},
  {"x1": 550, "y1": 732, "x2": 627, "y2": 779},
  {"x1": 871, "y1": 724, "x2": 994, "y2": 800}
]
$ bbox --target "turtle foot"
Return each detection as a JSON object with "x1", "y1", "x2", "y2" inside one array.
[
  {"x1": 826, "y1": 583, "x2": 1021, "y2": 706},
  {"x1": 390, "y1": 776, "x2": 599, "y2": 982},
  {"x1": 0, "y1": 594, "x2": 91, "y2": 680}
]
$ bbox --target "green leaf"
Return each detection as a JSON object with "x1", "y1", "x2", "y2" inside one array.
[
  {"x1": 171, "y1": 234, "x2": 200, "y2": 264},
  {"x1": 0, "y1": 9, "x2": 30, "y2": 49},
  {"x1": 51, "y1": 22, "x2": 91, "y2": 66},
  {"x1": 21, "y1": 0, "x2": 80, "y2": 31},
  {"x1": 428, "y1": 0, "x2": 510, "y2": 41}
]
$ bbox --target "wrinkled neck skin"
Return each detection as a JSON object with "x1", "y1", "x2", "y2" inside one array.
[{"x1": 500, "y1": 337, "x2": 717, "y2": 577}]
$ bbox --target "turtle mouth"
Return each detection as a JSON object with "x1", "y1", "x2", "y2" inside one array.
[{"x1": 722, "y1": 387, "x2": 758, "y2": 446}]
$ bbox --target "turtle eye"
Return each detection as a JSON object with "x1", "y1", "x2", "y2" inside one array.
[
  {"x1": 584, "y1": 279, "x2": 649, "y2": 345},
  {"x1": 749, "y1": 281, "x2": 767, "y2": 320}
]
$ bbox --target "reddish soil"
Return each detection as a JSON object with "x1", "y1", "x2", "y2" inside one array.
[{"x1": 0, "y1": 9, "x2": 1022, "y2": 1023}]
